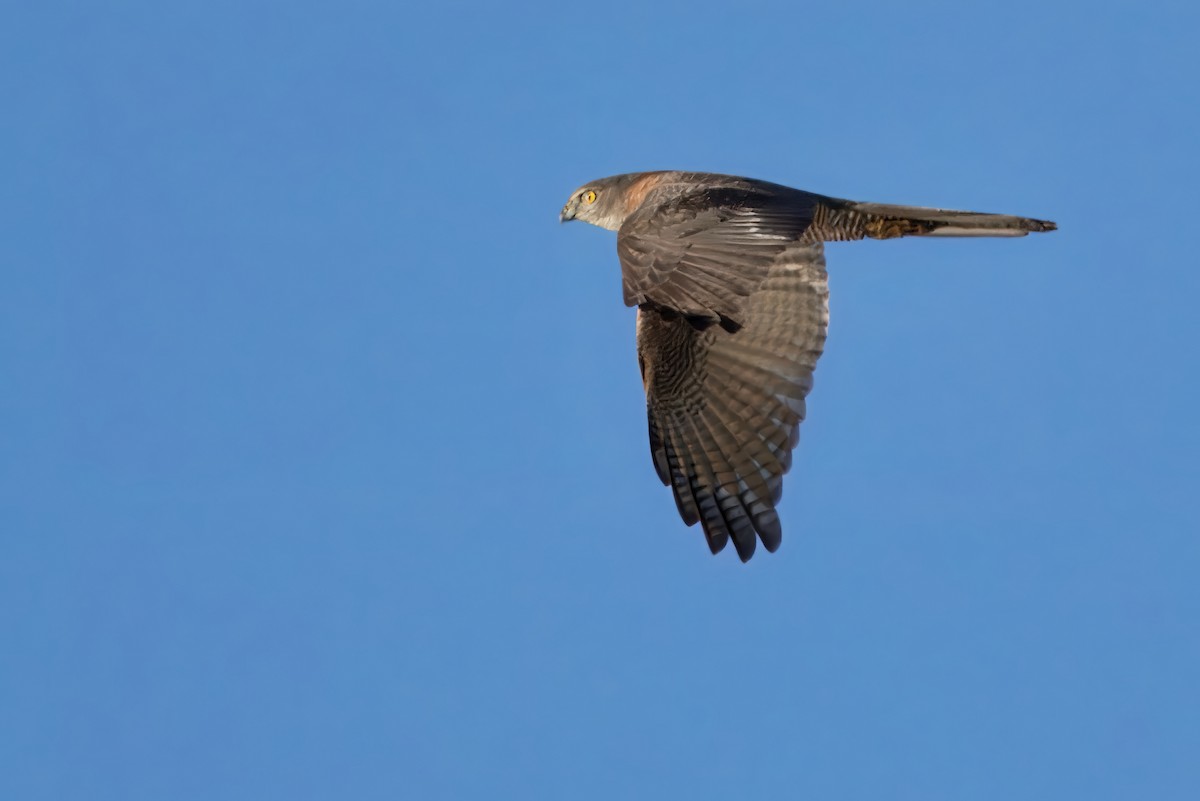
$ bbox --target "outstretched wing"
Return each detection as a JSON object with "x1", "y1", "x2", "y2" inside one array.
[
  {"x1": 617, "y1": 186, "x2": 823, "y2": 330},
  {"x1": 637, "y1": 242, "x2": 829, "y2": 561}
]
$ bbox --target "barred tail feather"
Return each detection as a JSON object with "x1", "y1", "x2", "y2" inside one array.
[{"x1": 811, "y1": 198, "x2": 1057, "y2": 241}]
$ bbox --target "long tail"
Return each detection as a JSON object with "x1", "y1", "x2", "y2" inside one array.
[{"x1": 812, "y1": 196, "x2": 1057, "y2": 240}]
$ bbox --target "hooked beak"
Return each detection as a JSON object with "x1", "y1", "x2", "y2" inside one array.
[{"x1": 559, "y1": 201, "x2": 577, "y2": 223}]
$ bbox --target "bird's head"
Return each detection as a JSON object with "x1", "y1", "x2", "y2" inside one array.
[{"x1": 560, "y1": 174, "x2": 647, "y2": 231}]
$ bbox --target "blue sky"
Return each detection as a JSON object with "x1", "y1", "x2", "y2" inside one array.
[{"x1": 2, "y1": 2, "x2": 1198, "y2": 799}]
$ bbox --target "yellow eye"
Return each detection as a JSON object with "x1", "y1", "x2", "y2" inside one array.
[{"x1": 584, "y1": 190, "x2": 597, "y2": 204}]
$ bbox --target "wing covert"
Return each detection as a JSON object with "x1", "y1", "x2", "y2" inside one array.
[{"x1": 617, "y1": 186, "x2": 822, "y2": 330}]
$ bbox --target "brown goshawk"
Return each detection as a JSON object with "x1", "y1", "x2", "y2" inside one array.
[{"x1": 560, "y1": 171, "x2": 1055, "y2": 562}]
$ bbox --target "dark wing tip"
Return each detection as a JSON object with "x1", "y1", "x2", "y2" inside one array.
[
  {"x1": 730, "y1": 530, "x2": 756, "y2": 562},
  {"x1": 706, "y1": 530, "x2": 729, "y2": 555},
  {"x1": 756, "y1": 514, "x2": 783, "y2": 554}
]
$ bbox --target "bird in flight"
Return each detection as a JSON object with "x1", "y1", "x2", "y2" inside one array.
[{"x1": 561, "y1": 171, "x2": 1055, "y2": 562}]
